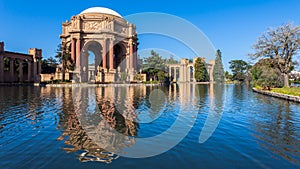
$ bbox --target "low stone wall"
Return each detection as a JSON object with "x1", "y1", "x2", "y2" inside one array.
[
  {"x1": 45, "y1": 83, "x2": 161, "y2": 87},
  {"x1": 252, "y1": 88, "x2": 300, "y2": 103}
]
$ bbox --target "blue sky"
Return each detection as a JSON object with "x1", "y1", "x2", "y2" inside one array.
[{"x1": 0, "y1": 0, "x2": 299, "y2": 70}]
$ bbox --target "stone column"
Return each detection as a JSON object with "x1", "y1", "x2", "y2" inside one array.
[
  {"x1": 76, "y1": 38, "x2": 81, "y2": 67},
  {"x1": 133, "y1": 45, "x2": 137, "y2": 70},
  {"x1": 129, "y1": 40, "x2": 133, "y2": 70},
  {"x1": 38, "y1": 59, "x2": 42, "y2": 75},
  {"x1": 109, "y1": 39, "x2": 114, "y2": 70},
  {"x1": 102, "y1": 39, "x2": 107, "y2": 69},
  {"x1": 33, "y1": 60, "x2": 37, "y2": 82},
  {"x1": 187, "y1": 66, "x2": 190, "y2": 82},
  {"x1": 28, "y1": 61, "x2": 32, "y2": 82},
  {"x1": 0, "y1": 55, "x2": 4, "y2": 82},
  {"x1": 18, "y1": 59, "x2": 23, "y2": 82},
  {"x1": 10, "y1": 58, "x2": 14, "y2": 82},
  {"x1": 71, "y1": 39, "x2": 75, "y2": 62}
]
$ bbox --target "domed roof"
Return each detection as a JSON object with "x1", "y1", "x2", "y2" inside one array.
[{"x1": 80, "y1": 7, "x2": 122, "y2": 18}]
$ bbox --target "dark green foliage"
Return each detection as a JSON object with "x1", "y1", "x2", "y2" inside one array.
[
  {"x1": 250, "y1": 58, "x2": 284, "y2": 89},
  {"x1": 194, "y1": 57, "x2": 209, "y2": 82},
  {"x1": 55, "y1": 44, "x2": 74, "y2": 82},
  {"x1": 213, "y1": 49, "x2": 225, "y2": 83},
  {"x1": 157, "y1": 70, "x2": 168, "y2": 82},
  {"x1": 224, "y1": 71, "x2": 232, "y2": 81},
  {"x1": 42, "y1": 59, "x2": 56, "y2": 74},
  {"x1": 229, "y1": 60, "x2": 250, "y2": 82},
  {"x1": 143, "y1": 50, "x2": 166, "y2": 71},
  {"x1": 165, "y1": 55, "x2": 178, "y2": 64},
  {"x1": 142, "y1": 50, "x2": 177, "y2": 82}
]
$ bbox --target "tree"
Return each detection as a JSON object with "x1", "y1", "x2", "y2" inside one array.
[
  {"x1": 229, "y1": 60, "x2": 250, "y2": 82},
  {"x1": 224, "y1": 71, "x2": 232, "y2": 81},
  {"x1": 250, "y1": 23, "x2": 300, "y2": 87},
  {"x1": 213, "y1": 49, "x2": 225, "y2": 83},
  {"x1": 55, "y1": 44, "x2": 74, "y2": 82},
  {"x1": 165, "y1": 55, "x2": 178, "y2": 64},
  {"x1": 143, "y1": 50, "x2": 166, "y2": 80},
  {"x1": 46, "y1": 56, "x2": 58, "y2": 65},
  {"x1": 194, "y1": 57, "x2": 209, "y2": 82},
  {"x1": 250, "y1": 58, "x2": 284, "y2": 89}
]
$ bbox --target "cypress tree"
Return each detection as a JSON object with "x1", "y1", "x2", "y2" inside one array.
[{"x1": 213, "y1": 49, "x2": 225, "y2": 83}]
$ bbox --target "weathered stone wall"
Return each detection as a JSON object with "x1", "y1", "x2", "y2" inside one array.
[{"x1": 252, "y1": 88, "x2": 300, "y2": 103}]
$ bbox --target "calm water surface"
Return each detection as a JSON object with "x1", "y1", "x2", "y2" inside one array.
[{"x1": 0, "y1": 84, "x2": 299, "y2": 169}]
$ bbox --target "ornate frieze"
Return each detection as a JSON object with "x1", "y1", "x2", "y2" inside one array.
[{"x1": 83, "y1": 20, "x2": 112, "y2": 31}]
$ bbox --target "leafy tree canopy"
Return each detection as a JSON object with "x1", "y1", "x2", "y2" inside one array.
[
  {"x1": 194, "y1": 57, "x2": 209, "y2": 82},
  {"x1": 249, "y1": 23, "x2": 300, "y2": 87},
  {"x1": 229, "y1": 60, "x2": 251, "y2": 82}
]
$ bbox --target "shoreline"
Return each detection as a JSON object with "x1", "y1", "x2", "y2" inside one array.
[{"x1": 252, "y1": 88, "x2": 300, "y2": 103}]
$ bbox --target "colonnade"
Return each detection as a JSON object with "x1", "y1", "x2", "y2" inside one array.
[{"x1": 0, "y1": 42, "x2": 42, "y2": 83}]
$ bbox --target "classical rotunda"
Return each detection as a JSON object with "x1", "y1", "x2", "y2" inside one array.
[{"x1": 60, "y1": 7, "x2": 138, "y2": 83}]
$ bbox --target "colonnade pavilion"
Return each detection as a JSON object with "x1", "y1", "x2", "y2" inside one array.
[
  {"x1": 0, "y1": 42, "x2": 42, "y2": 83},
  {"x1": 60, "y1": 7, "x2": 138, "y2": 83}
]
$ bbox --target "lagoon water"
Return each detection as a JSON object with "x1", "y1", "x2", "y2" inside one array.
[{"x1": 0, "y1": 84, "x2": 299, "y2": 169}]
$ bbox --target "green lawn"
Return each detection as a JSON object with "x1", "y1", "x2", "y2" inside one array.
[{"x1": 271, "y1": 87, "x2": 300, "y2": 97}]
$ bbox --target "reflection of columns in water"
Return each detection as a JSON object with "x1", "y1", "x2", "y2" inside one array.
[
  {"x1": 174, "y1": 83, "x2": 177, "y2": 99},
  {"x1": 169, "y1": 84, "x2": 172, "y2": 101},
  {"x1": 209, "y1": 83, "x2": 214, "y2": 99}
]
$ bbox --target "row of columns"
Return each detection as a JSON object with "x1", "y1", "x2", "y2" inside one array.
[
  {"x1": 168, "y1": 65, "x2": 195, "y2": 83},
  {"x1": 0, "y1": 56, "x2": 37, "y2": 83},
  {"x1": 71, "y1": 38, "x2": 137, "y2": 71},
  {"x1": 169, "y1": 66, "x2": 180, "y2": 82}
]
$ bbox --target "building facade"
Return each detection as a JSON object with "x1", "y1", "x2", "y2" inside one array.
[
  {"x1": 0, "y1": 42, "x2": 42, "y2": 83},
  {"x1": 168, "y1": 58, "x2": 215, "y2": 83},
  {"x1": 60, "y1": 7, "x2": 138, "y2": 83}
]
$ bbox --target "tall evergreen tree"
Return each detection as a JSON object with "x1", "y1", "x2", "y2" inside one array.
[
  {"x1": 194, "y1": 57, "x2": 209, "y2": 82},
  {"x1": 143, "y1": 50, "x2": 166, "y2": 80},
  {"x1": 213, "y1": 49, "x2": 225, "y2": 83}
]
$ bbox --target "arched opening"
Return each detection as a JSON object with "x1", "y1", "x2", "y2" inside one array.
[
  {"x1": 114, "y1": 43, "x2": 127, "y2": 72},
  {"x1": 81, "y1": 41, "x2": 103, "y2": 83}
]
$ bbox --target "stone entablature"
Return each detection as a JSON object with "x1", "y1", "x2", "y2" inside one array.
[
  {"x1": 0, "y1": 42, "x2": 42, "y2": 83},
  {"x1": 60, "y1": 7, "x2": 138, "y2": 83}
]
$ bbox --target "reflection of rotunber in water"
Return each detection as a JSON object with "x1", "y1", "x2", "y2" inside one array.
[{"x1": 57, "y1": 88, "x2": 139, "y2": 163}]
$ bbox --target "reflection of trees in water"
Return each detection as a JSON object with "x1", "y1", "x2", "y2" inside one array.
[
  {"x1": 56, "y1": 87, "x2": 139, "y2": 164},
  {"x1": 253, "y1": 94, "x2": 300, "y2": 164}
]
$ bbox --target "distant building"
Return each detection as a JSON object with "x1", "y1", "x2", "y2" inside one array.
[
  {"x1": 167, "y1": 58, "x2": 215, "y2": 83},
  {"x1": 0, "y1": 42, "x2": 42, "y2": 83}
]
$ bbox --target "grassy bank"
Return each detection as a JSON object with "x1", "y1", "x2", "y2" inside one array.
[{"x1": 271, "y1": 87, "x2": 300, "y2": 97}]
